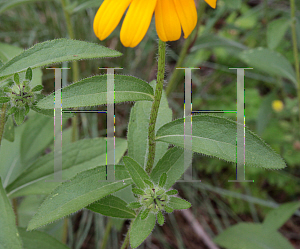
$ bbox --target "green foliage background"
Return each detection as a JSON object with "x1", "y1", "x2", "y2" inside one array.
[{"x1": 0, "y1": 0, "x2": 300, "y2": 248}]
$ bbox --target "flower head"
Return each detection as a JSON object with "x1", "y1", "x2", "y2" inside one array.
[
  {"x1": 93, "y1": 0, "x2": 217, "y2": 47},
  {"x1": 272, "y1": 100, "x2": 284, "y2": 112}
]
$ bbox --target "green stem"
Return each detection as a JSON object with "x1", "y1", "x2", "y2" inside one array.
[
  {"x1": 100, "y1": 218, "x2": 112, "y2": 249},
  {"x1": 290, "y1": 0, "x2": 300, "y2": 133},
  {"x1": 145, "y1": 39, "x2": 166, "y2": 174},
  {"x1": 165, "y1": 34, "x2": 192, "y2": 97},
  {"x1": 165, "y1": 1, "x2": 206, "y2": 97},
  {"x1": 62, "y1": 217, "x2": 68, "y2": 244},
  {"x1": 60, "y1": 0, "x2": 80, "y2": 82},
  {"x1": 60, "y1": 0, "x2": 79, "y2": 142},
  {"x1": 0, "y1": 103, "x2": 7, "y2": 147},
  {"x1": 60, "y1": 0, "x2": 79, "y2": 239}
]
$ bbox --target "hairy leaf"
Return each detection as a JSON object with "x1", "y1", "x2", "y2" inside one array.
[
  {"x1": 156, "y1": 115, "x2": 286, "y2": 169},
  {"x1": 130, "y1": 211, "x2": 156, "y2": 249},
  {"x1": 18, "y1": 228, "x2": 69, "y2": 249},
  {"x1": 0, "y1": 39, "x2": 121, "y2": 79},
  {"x1": 36, "y1": 75, "x2": 154, "y2": 109},
  {"x1": 123, "y1": 156, "x2": 151, "y2": 189},
  {"x1": 87, "y1": 195, "x2": 136, "y2": 219},
  {"x1": 0, "y1": 179, "x2": 23, "y2": 249},
  {"x1": 263, "y1": 202, "x2": 300, "y2": 231},
  {"x1": 27, "y1": 165, "x2": 132, "y2": 230},
  {"x1": 214, "y1": 223, "x2": 294, "y2": 249},
  {"x1": 6, "y1": 137, "x2": 127, "y2": 197}
]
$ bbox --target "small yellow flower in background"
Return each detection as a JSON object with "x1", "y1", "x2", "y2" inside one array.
[
  {"x1": 93, "y1": 0, "x2": 217, "y2": 48},
  {"x1": 272, "y1": 100, "x2": 284, "y2": 112}
]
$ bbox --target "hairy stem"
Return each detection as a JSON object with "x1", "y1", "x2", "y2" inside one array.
[
  {"x1": 290, "y1": 0, "x2": 300, "y2": 133},
  {"x1": 146, "y1": 39, "x2": 166, "y2": 174}
]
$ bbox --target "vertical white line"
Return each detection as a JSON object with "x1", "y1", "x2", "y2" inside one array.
[{"x1": 229, "y1": 68, "x2": 253, "y2": 183}]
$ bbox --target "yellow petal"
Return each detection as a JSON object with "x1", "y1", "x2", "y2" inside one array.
[
  {"x1": 155, "y1": 0, "x2": 181, "y2": 42},
  {"x1": 93, "y1": 0, "x2": 132, "y2": 41},
  {"x1": 205, "y1": 0, "x2": 217, "y2": 9},
  {"x1": 120, "y1": 0, "x2": 157, "y2": 47},
  {"x1": 173, "y1": 0, "x2": 197, "y2": 39}
]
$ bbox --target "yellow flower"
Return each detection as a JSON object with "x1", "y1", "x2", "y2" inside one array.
[
  {"x1": 272, "y1": 100, "x2": 284, "y2": 112},
  {"x1": 93, "y1": 0, "x2": 217, "y2": 47}
]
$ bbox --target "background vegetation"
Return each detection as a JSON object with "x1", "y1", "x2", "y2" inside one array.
[{"x1": 1, "y1": 0, "x2": 300, "y2": 248}]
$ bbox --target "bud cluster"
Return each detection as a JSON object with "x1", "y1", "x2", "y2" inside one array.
[
  {"x1": 140, "y1": 187, "x2": 170, "y2": 213},
  {"x1": 0, "y1": 68, "x2": 44, "y2": 125},
  {"x1": 127, "y1": 173, "x2": 179, "y2": 226}
]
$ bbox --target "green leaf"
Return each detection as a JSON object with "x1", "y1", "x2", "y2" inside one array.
[
  {"x1": 150, "y1": 147, "x2": 190, "y2": 189},
  {"x1": 168, "y1": 197, "x2": 191, "y2": 210},
  {"x1": 113, "y1": 185, "x2": 136, "y2": 205},
  {"x1": 0, "y1": 39, "x2": 122, "y2": 80},
  {"x1": 157, "y1": 211, "x2": 164, "y2": 226},
  {"x1": 18, "y1": 228, "x2": 70, "y2": 249},
  {"x1": 30, "y1": 105, "x2": 74, "y2": 118},
  {"x1": 13, "y1": 73, "x2": 20, "y2": 85},
  {"x1": 0, "y1": 97, "x2": 10, "y2": 103},
  {"x1": 20, "y1": 114, "x2": 54, "y2": 164},
  {"x1": 267, "y1": 18, "x2": 290, "y2": 50},
  {"x1": 163, "y1": 205, "x2": 173, "y2": 213},
  {"x1": 25, "y1": 67, "x2": 32, "y2": 81},
  {"x1": 144, "y1": 179, "x2": 154, "y2": 188},
  {"x1": 158, "y1": 173, "x2": 167, "y2": 188},
  {"x1": 127, "y1": 202, "x2": 142, "y2": 209},
  {"x1": 194, "y1": 34, "x2": 246, "y2": 50},
  {"x1": 156, "y1": 189, "x2": 164, "y2": 195},
  {"x1": 132, "y1": 188, "x2": 145, "y2": 195},
  {"x1": 36, "y1": 75, "x2": 153, "y2": 109},
  {"x1": 14, "y1": 107, "x2": 25, "y2": 125},
  {"x1": 140, "y1": 208, "x2": 151, "y2": 220},
  {"x1": 86, "y1": 195, "x2": 136, "y2": 219},
  {"x1": 17, "y1": 195, "x2": 46, "y2": 228},
  {"x1": 239, "y1": 48, "x2": 297, "y2": 86},
  {"x1": 130, "y1": 211, "x2": 156, "y2": 249},
  {"x1": 7, "y1": 107, "x2": 17, "y2": 115},
  {"x1": 223, "y1": 0, "x2": 242, "y2": 9},
  {"x1": 156, "y1": 115, "x2": 286, "y2": 169},
  {"x1": 3, "y1": 87, "x2": 12, "y2": 93},
  {"x1": 27, "y1": 165, "x2": 132, "y2": 230},
  {"x1": 0, "y1": 178, "x2": 23, "y2": 249},
  {"x1": 214, "y1": 223, "x2": 294, "y2": 249},
  {"x1": 0, "y1": 0, "x2": 52, "y2": 14},
  {"x1": 123, "y1": 156, "x2": 151, "y2": 189},
  {"x1": 263, "y1": 202, "x2": 300, "y2": 231},
  {"x1": 31, "y1": 85, "x2": 43, "y2": 92},
  {"x1": 127, "y1": 81, "x2": 171, "y2": 168},
  {"x1": 0, "y1": 42, "x2": 23, "y2": 63},
  {"x1": 17, "y1": 195, "x2": 64, "y2": 238},
  {"x1": 0, "y1": 125, "x2": 24, "y2": 188},
  {"x1": 6, "y1": 137, "x2": 127, "y2": 197},
  {"x1": 72, "y1": 0, "x2": 103, "y2": 13},
  {"x1": 3, "y1": 115, "x2": 14, "y2": 142},
  {"x1": 24, "y1": 104, "x2": 29, "y2": 115},
  {"x1": 166, "y1": 190, "x2": 178, "y2": 195}
]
